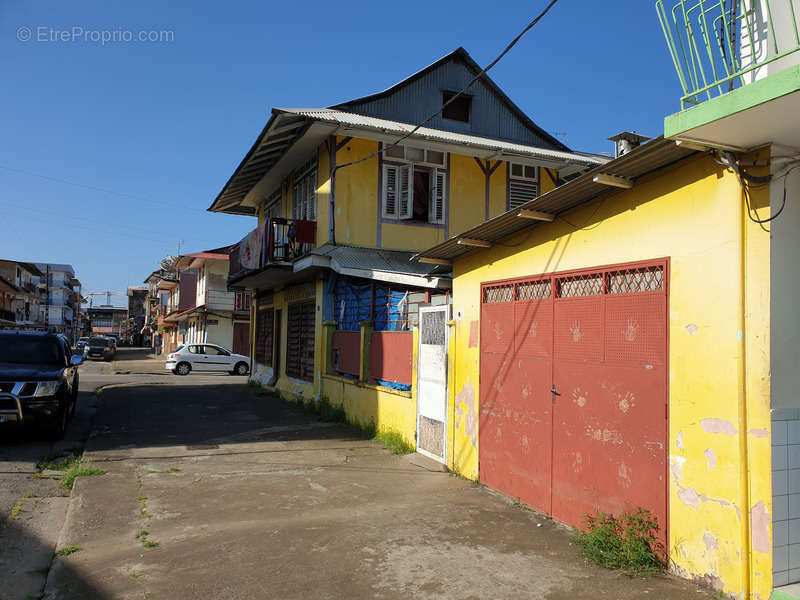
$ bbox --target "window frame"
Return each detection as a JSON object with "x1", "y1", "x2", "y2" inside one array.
[
  {"x1": 507, "y1": 162, "x2": 540, "y2": 211},
  {"x1": 292, "y1": 157, "x2": 317, "y2": 221},
  {"x1": 381, "y1": 145, "x2": 447, "y2": 226},
  {"x1": 441, "y1": 90, "x2": 472, "y2": 123}
]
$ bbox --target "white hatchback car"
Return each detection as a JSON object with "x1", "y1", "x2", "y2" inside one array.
[{"x1": 165, "y1": 344, "x2": 251, "y2": 376}]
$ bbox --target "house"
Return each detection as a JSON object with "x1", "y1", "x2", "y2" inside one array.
[
  {"x1": 143, "y1": 267, "x2": 196, "y2": 354},
  {"x1": 410, "y1": 3, "x2": 800, "y2": 598},
  {"x1": 87, "y1": 305, "x2": 128, "y2": 338},
  {"x1": 0, "y1": 260, "x2": 44, "y2": 329},
  {"x1": 0, "y1": 276, "x2": 18, "y2": 328},
  {"x1": 170, "y1": 249, "x2": 251, "y2": 355},
  {"x1": 208, "y1": 47, "x2": 603, "y2": 452}
]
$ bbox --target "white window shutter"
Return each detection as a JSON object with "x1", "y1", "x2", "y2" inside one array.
[
  {"x1": 399, "y1": 165, "x2": 413, "y2": 219},
  {"x1": 383, "y1": 165, "x2": 398, "y2": 218},
  {"x1": 430, "y1": 169, "x2": 445, "y2": 224}
]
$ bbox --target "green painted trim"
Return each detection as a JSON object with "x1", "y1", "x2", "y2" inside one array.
[
  {"x1": 665, "y1": 64, "x2": 800, "y2": 139},
  {"x1": 773, "y1": 587, "x2": 800, "y2": 600}
]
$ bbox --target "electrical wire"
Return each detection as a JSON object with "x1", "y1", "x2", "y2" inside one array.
[
  {"x1": 722, "y1": 151, "x2": 788, "y2": 229},
  {"x1": 332, "y1": 0, "x2": 561, "y2": 175}
]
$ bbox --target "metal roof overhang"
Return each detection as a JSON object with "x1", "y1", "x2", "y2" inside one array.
[
  {"x1": 414, "y1": 137, "x2": 698, "y2": 262},
  {"x1": 208, "y1": 109, "x2": 608, "y2": 216}
]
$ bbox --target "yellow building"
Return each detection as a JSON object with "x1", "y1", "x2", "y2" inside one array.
[
  {"x1": 412, "y1": 2, "x2": 800, "y2": 594},
  {"x1": 207, "y1": 48, "x2": 602, "y2": 457}
]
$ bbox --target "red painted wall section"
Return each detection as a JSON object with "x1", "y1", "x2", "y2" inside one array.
[
  {"x1": 331, "y1": 331, "x2": 361, "y2": 377},
  {"x1": 178, "y1": 271, "x2": 197, "y2": 311},
  {"x1": 369, "y1": 331, "x2": 412, "y2": 385}
]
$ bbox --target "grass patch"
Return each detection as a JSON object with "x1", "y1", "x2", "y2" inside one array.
[
  {"x1": 373, "y1": 429, "x2": 414, "y2": 454},
  {"x1": 60, "y1": 463, "x2": 106, "y2": 490},
  {"x1": 94, "y1": 387, "x2": 103, "y2": 397},
  {"x1": 130, "y1": 572, "x2": 140, "y2": 579},
  {"x1": 22, "y1": 493, "x2": 38, "y2": 499},
  {"x1": 138, "y1": 496, "x2": 151, "y2": 519},
  {"x1": 247, "y1": 379, "x2": 261, "y2": 388},
  {"x1": 136, "y1": 529, "x2": 149, "y2": 539},
  {"x1": 142, "y1": 540, "x2": 159, "y2": 549},
  {"x1": 147, "y1": 467, "x2": 181, "y2": 474},
  {"x1": 55, "y1": 545, "x2": 80, "y2": 556},
  {"x1": 577, "y1": 508, "x2": 666, "y2": 576}
]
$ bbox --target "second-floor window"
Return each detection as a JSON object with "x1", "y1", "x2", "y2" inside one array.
[
  {"x1": 292, "y1": 158, "x2": 316, "y2": 221},
  {"x1": 508, "y1": 162, "x2": 539, "y2": 210},
  {"x1": 382, "y1": 146, "x2": 446, "y2": 225}
]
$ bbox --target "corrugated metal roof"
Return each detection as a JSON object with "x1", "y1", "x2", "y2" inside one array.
[
  {"x1": 276, "y1": 109, "x2": 605, "y2": 167},
  {"x1": 309, "y1": 244, "x2": 448, "y2": 278},
  {"x1": 414, "y1": 137, "x2": 698, "y2": 261}
]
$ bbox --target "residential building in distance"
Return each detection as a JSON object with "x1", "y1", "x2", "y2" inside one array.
[
  {"x1": 0, "y1": 276, "x2": 17, "y2": 328},
  {"x1": 0, "y1": 260, "x2": 44, "y2": 329},
  {"x1": 209, "y1": 47, "x2": 601, "y2": 449},
  {"x1": 35, "y1": 263, "x2": 81, "y2": 342},
  {"x1": 127, "y1": 285, "x2": 148, "y2": 346},
  {"x1": 171, "y1": 249, "x2": 251, "y2": 355},
  {"x1": 143, "y1": 267, "x2": 196, "y2": 354},
  {"x1": 87, "y1": 305, "x2": 128, "y2": 338}
]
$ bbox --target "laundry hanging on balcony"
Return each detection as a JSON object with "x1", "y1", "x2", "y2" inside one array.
[{"x1": 239, "y1": 227, "x2": 263, "y2": 269}]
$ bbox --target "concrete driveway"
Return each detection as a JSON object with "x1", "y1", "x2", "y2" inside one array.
[{"x1": 42, "y1": 375, "x2": 713, "y2": 600}]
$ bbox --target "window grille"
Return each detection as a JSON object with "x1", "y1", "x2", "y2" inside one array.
[
  {"x1": 286, "y1": 300, "x2": 315, "y2": 381},
  {"x1": 557, "y1": 274, "x2": 604, "y2": 298},
  {"x1": 483, "y1": 284, "x2": 514, "y2": 303},
  {"x1": 607, "y1": 266, "x2": 664, "y2": 294},
  {"x1": 421, "y1": 310, "x2": 446, "y2": 345},
  {"x1": 517, "y1": 280, "x2": 551, "y2": 301}
]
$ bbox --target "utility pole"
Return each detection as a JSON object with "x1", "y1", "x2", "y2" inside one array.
[{"x1": 44, "y1": 265, "x2": 49, "y2": 329}]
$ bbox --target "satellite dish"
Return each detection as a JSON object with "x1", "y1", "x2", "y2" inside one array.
[{"x1": 159, "y1": 255, "x2": 177, "y2": 270}]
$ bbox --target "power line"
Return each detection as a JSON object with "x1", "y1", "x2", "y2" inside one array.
[
  {"x1": 333, "y1": 0, "x2": 561, "y2": 174},
  {"x1": 0, "y1": 164, "x2": 209, "y2": 214}
]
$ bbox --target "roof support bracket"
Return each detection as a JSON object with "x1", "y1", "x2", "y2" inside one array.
[
  {"x1": 457, "y1": 238, "x2": 492, "y2": 248},
  {"x1": 418, "y1": 257, "x2": 452, "y2": 266},
  {"x1": 517, "y1": 209, "x2": 554, "y2": 221},
  {"x1": 592, "y1": 173, "x2": 633, "y2": 189}
]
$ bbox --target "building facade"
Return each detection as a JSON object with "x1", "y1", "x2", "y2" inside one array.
[
  {"x1": 87, "y1": 305, "x2": 128, "y2": 338},
  {"x1": 209, "y1": 48, "x2": 602, "y2": 451}
]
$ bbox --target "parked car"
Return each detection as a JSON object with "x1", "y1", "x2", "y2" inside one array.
[
  {"x1": 74, "y1": 337, "x2": 89, "y2": 355},
  {"x1": 166, "y1": 344, "x2": 250, "y2": 376},
  {"x1": 85, "y1": 336, "x2": 116, "y2": 361},
  {"x1": 0, "y1": 330, "x2": 82, "y2": 438}
]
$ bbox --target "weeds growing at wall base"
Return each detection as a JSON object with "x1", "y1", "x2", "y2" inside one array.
[{"x1": 577, "y1": 508, "x2": 666, "y2": 576}]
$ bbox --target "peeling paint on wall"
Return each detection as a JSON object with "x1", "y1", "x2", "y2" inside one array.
[
  {"x1": 749, "y1": 428, "x2": 769, "y2": 438},
  {"x1": 677, "y1": 431, "x2": 684, "y2": 450},
  {"x1": 468, "y1": 320, "x2": 478, "y2": 348},
  {"x1": 455, "y1": 379, "x2": 477, "y2": 449},
  {"x1": 703, "y1": 448, "x2": 717, "y2": 470},
  {"x1": 700, "y1": 418, "x2": 738, "y2": 436},
  {"x1": 677, "y1": 485, "x2": 741, "y2": 519},
  {"x1": 750, "y1": 502, "x2": 770, "y2": 554},
  {"x1": 685, "y1": 323, "x2": 699, "y2": 335},
  {"x1": 703, "y1": 532, "x2": 719, "y2": 551}
]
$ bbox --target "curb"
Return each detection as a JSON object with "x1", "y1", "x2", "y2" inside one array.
[{"x1": 41, "y1": 478, "x2": 84, "y2": 600}]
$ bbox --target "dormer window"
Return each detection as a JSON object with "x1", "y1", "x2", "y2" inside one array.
[{"x1": 442, "y1": 91, "x2": 471, "y2": 123}]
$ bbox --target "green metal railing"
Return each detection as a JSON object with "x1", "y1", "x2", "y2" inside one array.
[{"x1": 657, "y1": 0, "x2": 800, "y2": 108}]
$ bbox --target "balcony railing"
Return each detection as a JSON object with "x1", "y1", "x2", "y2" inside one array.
[
  {"x1": 229, "y1": 218, "x2": 316, "y2": 279},
  {"x1": 657, "y1": 0, "x2": 800, "y2": 108}
]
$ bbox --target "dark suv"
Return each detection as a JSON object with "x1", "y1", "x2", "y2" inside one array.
[{"x1": 0, "y1": 331, "x2": 82, "y2": 438}]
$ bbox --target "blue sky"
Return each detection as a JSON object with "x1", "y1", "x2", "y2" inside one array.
[{"x1": 0, "y1": 0, "x2": 681, "y2": 307}]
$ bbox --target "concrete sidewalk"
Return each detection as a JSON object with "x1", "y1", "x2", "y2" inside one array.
[{"x1": 43, "y1": 381, "x2": 713, "y2": 600}]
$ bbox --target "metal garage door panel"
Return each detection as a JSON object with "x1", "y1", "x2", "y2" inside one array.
[
  {"x1": 480, "y1": 303, "x2": 514, "y2": 355},
  {"x1": 514, "y1": 299, "x2": 553, "y2": 358},
  {"x1": 554, "y1": 298, "x2": 603, "y2": 362},
  {"x1": 479, "y1": 350, "x2": 553, "y2": 513},
  {"x1": 551, "y1": 361, "x2": 667, "y2": 537}
]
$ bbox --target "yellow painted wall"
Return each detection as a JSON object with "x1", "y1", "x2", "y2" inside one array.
[
  {"x1": 332, "y1": 137, "x2": 378, "y2": 247},
  {"x1": 488, "y1": 162, "x2": 508, "y2": 218},
  {"x1": 447, "y1": 153, "x2": 772, "y2": 599},
  {"x1": 317, "y1": 143, "x2": 330, "y2": 247},
  {"x1": 449, "y1": 154, "x2": 486, "y2": 234}
]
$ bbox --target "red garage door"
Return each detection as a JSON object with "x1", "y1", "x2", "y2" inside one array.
[{"x1": 479, "y1": 259, "x2": 668, "y2": 539}]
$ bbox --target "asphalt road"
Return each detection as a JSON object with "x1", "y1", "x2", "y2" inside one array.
[{"x1": 0, "y1": 348, "x2": 160, "y2": 600}]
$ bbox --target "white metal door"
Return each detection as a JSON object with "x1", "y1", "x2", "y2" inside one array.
[{"x1": 417, "y1": 305, "x2": 449, "y2": 462}]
